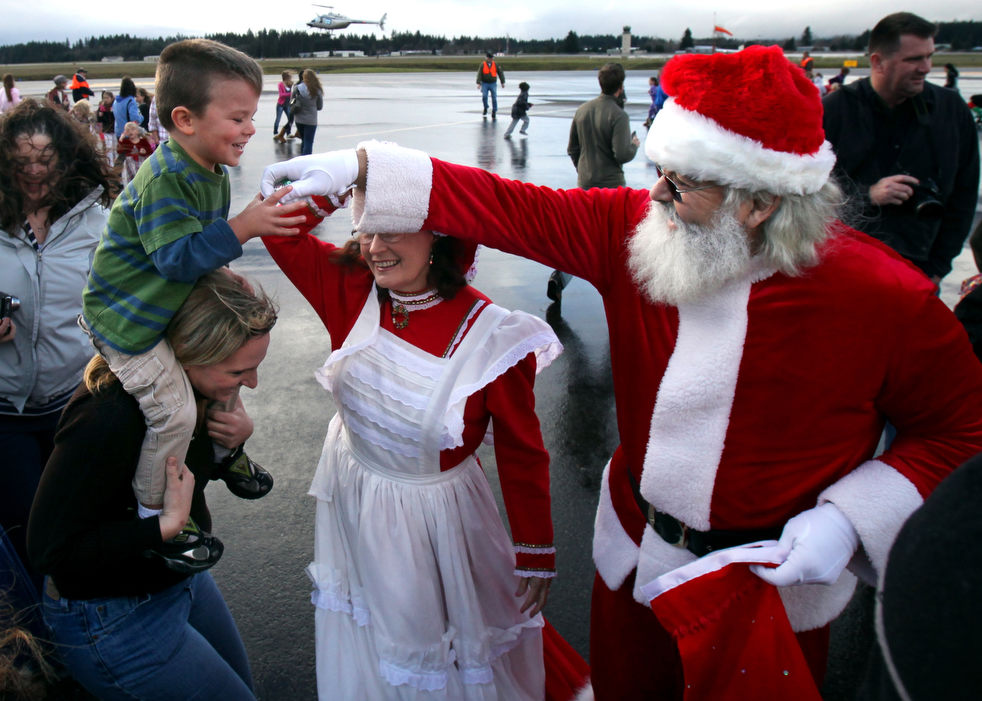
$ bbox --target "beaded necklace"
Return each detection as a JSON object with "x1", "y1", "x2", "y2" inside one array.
[{"x1": 389, "y1": 289, "x2": 442, "y2": 330}]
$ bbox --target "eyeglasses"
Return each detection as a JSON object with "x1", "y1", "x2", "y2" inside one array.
[
  {"x1": 355, "y1": 232, "x2": 408, "y2": 245},
  {"x1": 655, "y1": 165, "x2": 717, "y2": 202}
]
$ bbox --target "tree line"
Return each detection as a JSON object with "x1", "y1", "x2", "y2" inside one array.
[{"x1": 1, "y1": 21, "x2": 979, "y2": 64}]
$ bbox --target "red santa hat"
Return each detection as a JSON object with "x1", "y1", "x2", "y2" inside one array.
[{"x1": 645, "y1": 45, "x2": 835, "y2": 195}]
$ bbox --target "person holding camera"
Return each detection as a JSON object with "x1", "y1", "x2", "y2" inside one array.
[
  {"x1": 0, "y1": 100, "x2": 112, "y2": 578},
  {"x1": 822, "y1": 12, "x2": 980, "y2": 286}
]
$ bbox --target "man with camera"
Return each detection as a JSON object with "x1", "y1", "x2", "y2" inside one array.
[{"x1": 822, "y1": 12, "x2": 980, "y2": 285}]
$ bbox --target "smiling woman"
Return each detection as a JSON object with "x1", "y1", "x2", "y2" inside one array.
[
  {"x1": 0, "y1": 100, "x2": 112, "y2": 627},
  {"x1": 263, "y1": 211, "x2": 566, "y2": 699}
]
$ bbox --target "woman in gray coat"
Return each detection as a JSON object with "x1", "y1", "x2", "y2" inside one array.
[
  {"x1": 0, "y1": 99, "x2": 112, "y2": 582},
  {"x1": 292, "y1": 70, "x2": 324, "y2": 156}
]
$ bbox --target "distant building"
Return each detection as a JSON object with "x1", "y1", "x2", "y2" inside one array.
[
  {"x1": 143, "y1": 56, "x2": 159, "y2": 62},
  {"x1": 621, "y1": 26, "x2": 631, "y2": 57},
  {"x1": 100, "y1": 56, "x2": 124, "y2": 63}
]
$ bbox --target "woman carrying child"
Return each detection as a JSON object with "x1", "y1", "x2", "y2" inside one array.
[{"x1": 29, "y1": 271, "x2": 275, "y2": 701}]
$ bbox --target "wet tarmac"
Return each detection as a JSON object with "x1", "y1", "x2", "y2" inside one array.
[{"x1": 20, "y1": 67, "x2": 981, "y2": 699}]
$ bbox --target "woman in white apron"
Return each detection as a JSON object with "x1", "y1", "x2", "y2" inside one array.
[{"x1": 264, "y1": 219, "x2": 562, "y2": 700}]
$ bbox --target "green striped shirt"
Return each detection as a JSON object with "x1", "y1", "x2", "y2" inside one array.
[{"x1": 82, "y1": 139, "x2": 231, "y2": 353}]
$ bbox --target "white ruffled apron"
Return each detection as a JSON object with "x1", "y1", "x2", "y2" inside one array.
[{"x1": 307, "y1": 288, "x2": 546, "y2": 700}]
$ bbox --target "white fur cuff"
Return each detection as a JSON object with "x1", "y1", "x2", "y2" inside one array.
[
  {"x1": 351, "y1": 140, "x2": 433, "y2": 233},
  {"x1": 819, "y1": 459, "x2": 923, "y2": 575}
]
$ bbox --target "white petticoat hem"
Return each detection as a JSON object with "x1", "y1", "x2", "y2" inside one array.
[{"x1": 311, "y1": 573, "x2": 545, "y2": 693}]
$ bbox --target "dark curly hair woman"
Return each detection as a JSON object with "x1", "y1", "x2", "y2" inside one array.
[{"x1": 0, "y1": 98, "x2": 113, "y2": 603}]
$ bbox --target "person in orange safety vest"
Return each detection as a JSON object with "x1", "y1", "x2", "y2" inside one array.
[{"x1": 476, "y1": 51, "x2": 506, "y2": 118}]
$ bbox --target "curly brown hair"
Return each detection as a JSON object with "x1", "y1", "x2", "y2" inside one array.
[{"x1": 0, "y1": 99, "x2": 112, "y2": 232}]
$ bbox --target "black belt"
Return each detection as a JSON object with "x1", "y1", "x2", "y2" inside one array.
[{"x1": 625, "y1": 467, "x2": 781, "y2": 558}]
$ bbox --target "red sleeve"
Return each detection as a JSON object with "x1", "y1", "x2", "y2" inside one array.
[
  {"x1": 423, "y1": 158, "x2": 651, "y2": 295},
  {"x1": 262, "y1": 202, "x2": 374, "y2": 348},
  {"x1": 485, "y1": 352, "x2": 556, "y2": 576},
  {"x1": 877, "y1": 289, "x2": 982, "y2": 496}
]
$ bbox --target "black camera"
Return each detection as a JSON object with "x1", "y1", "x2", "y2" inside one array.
[
  {"x1": 907, "y1": 177, "x2": 944, "y2": 220},
  {"x1": 1, "y1": 292, "x2": 21, "y2": 320}
]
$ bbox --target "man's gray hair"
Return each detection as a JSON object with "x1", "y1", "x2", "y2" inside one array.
[{"x1": 723, "y1": 179, "x2": 844, "y2": 276}]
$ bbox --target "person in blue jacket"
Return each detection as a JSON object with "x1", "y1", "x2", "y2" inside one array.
[{"x1": 112, "y1": 76, "x2": 141, "y2": 140}]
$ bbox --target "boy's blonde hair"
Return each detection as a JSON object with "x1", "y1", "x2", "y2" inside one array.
[{"x1": 155, "y1": 39, "x2": 263, "y2": 131}]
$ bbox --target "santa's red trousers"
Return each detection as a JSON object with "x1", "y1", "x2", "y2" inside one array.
[{"x1": 589, "y1": 571, "x2": 830, "y2": 700}]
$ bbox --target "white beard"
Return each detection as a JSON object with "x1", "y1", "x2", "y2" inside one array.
[{"x1": 627, "y1": 201, "x2": 753, "y2": 306}]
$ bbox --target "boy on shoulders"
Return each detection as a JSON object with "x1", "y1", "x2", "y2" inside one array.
[{"x1": 81, "y1": 39, "x2": 308, "y2": 572}]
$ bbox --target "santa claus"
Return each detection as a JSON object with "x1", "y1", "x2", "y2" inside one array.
[{"x1": 261, "y1": 45, "x2": 982, "y2": 700}]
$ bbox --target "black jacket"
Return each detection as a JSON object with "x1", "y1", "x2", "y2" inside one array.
[
  {"x1": 28, "y1": 381, "x2": 220, "y2": 600},
  {"x1": 823, "y1": 78, "x2": 980, "y2": 278},
  {"x1": 511, "y1": 89, "x2": 531, "y2": 119}
]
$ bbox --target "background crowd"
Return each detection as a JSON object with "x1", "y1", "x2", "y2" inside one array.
[{"x1": 1, "y1": 12, "x2": 981, "y2": 700}]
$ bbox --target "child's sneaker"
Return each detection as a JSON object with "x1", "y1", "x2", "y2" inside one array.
[
  {"x1": 146, "y1": 518, "x2": 223, "y2": 574},
  {"x1": 216, "y1": 446, "x2": 273, "y2": 500}
]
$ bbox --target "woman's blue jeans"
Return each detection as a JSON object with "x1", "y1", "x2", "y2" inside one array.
[
  {"x1": 274, "y1": 102, "x2": 288, "y2": 132},
  {"x1": 300, "y1": 123, "x2": 317, "y2": 156},
  {"x1": 42, "y1": 572, "x2": 255, "y2": 700}
]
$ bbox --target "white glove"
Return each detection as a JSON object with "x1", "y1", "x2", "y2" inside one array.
[
  {"x1": 750, "y1": 502, "x2": 858, "y2": 587},
  {"x1": 259, "y1": 150, "x2": 360, "y2": 204}
]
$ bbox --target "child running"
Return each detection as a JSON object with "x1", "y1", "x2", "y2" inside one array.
[
  {"x1": 503, "y1": 81, "x2": 532, "y2": 139},
  {"x1": 116, "y1": 121, "x2": 154, "y2": 185},
  {"x1": 81, "y1": 38, "x2": 308, "y2": 573}
]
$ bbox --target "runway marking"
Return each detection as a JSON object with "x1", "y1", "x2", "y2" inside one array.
[{"x1": 331, "y1": 108, "x2": 568, "y2": 140}]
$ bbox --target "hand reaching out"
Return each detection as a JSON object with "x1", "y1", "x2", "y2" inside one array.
[
  {"x1": 259, "y1": 150, "x2": 361, "y2": 203},
  {"x1": 228, "y1": 186, "x2": 309, "y2": 244}
]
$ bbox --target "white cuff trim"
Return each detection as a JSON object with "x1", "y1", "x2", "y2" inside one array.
[
  {"x1": 352, "y1": 140, "x2": 432, "y2": 233},
  {"x1": 819, "y1": 459, "x2": 923, "y2": 575}
]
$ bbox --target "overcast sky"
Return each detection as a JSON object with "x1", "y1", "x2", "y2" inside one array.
[{"x1": 3, "y1": 1, "x2": 980, "y2": 47}]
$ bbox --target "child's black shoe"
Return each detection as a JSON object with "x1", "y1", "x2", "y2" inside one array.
[
  {"x1": 217, "y1": 446, "x2": 274, "y2": 500},
  {"x1": 146, "y1": 518, "x2": 223, "y2": 574}
]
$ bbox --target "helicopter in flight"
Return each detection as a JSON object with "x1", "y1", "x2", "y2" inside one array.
[{"x1": 307, "y1": 5, "x2": 387, "y2": 31}]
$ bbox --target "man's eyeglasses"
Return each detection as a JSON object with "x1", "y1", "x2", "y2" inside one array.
[
  {"x1": 655, "y1": 165, "x2": 717, "y2": 202},
  {"x1": 355, "y1": 232, "x2": 408, "y2": 245}
]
